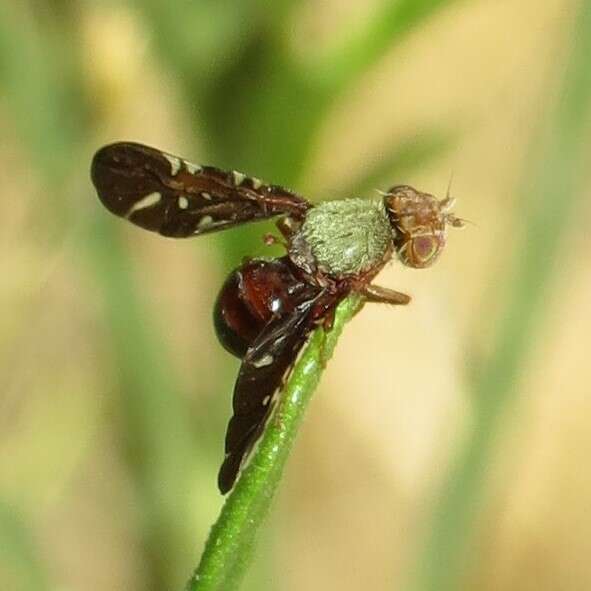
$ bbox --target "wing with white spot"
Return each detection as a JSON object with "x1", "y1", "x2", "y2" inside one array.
[
  {"x1": 91, "y1": 142, "x2": 310, "y2": 238},
  {"x1": 217, "y1": 299, "x2": 319, "y2": 493}
]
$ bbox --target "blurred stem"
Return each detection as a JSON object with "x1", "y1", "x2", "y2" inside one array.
[
  {"x1": 0, "y1": 3, "x2": 84, "y2": 188},
  {"x1": 338, "y1": 128, "x2": 457, "y2": 199},
  {"x1": 310, "y1": 0, "x2": 459, "y2": 95},
  {"x1": 186, "y1": 296, "x2": 363, "y2": 591},
  {"x1": 86, "y1": 217, "x2": 209, "y2": 589},
  {"x1": 237, "y1": 0, "x2": 459, "y2": 182},
  {"x1": 0, "y1": 501, "x2": 50, "y2": 591},
  {"x1": 412, "y1": 3, "x2": 591, "y2": 590},
  {"x1": 199, "y1": 0, "x2": 459, "y2": 265}
]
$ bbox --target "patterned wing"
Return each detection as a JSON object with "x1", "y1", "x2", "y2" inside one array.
[
  {"x1": 91, "y1": 142, "x2": 310, "y2": 237},
  {"x1": 218, "y1": 299, "x2": 319, "y2": 493}
]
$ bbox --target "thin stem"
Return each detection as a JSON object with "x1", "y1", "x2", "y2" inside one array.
[{"x1": 186, "y1": 295, "x2": 363, "y2": 591}]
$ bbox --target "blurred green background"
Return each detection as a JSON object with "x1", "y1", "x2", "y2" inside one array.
[{"x1": 1, "y1": 1, "x2": 591, "y2": 590}]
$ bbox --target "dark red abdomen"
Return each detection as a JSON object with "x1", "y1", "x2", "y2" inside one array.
[{"x1": 213, "y1": 257, "x2": 318, "y2": 358}]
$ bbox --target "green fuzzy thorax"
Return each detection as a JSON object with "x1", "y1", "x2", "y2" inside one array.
[{"x1": 300, "y1": 198, "x2": 392, "y2": 277}]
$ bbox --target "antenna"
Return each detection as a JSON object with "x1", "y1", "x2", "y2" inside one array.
[{"x1": 446, "y1": 170, "x2": 454, "y2": 201}]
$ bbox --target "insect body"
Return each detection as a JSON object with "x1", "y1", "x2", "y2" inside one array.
[{"x1": 91, "y1": 142, "x2": 463, "y2": 493}]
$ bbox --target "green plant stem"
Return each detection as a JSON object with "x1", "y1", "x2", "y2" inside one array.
[{"x1": 186, "y1": 295, "x2": 363, "y2": 591}]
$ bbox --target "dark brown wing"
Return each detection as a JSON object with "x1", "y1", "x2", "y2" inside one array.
[
  {"x1": 217, "y1": 298, "x2": 319, "y2": 493},
  {"x1": 91, "y1": 142, "x2": 311, "y2": 237}
]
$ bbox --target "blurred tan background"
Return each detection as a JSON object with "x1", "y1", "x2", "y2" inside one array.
[{"x1": 1, "y1": 1, "x2": 590, "y2": 590}]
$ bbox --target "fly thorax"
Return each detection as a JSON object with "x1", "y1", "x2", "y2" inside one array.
[{"x1": 297, "y1": 198, "x2": 393, "y2": 277}]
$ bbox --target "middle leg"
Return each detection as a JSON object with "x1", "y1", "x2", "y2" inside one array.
[{"x1": 360, "y1": 284, "x2": 411, "y2": 306}]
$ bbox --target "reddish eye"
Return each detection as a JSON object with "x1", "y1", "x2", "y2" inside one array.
[
  {"x1": 396, "y1": 235, "x2": 442, "y2": 268},
  {"x1": 414, "y1": 236, "x2": 436, "y2": 258},
  {"x1": 411, "y1": 236, "x2": 440, "y2": 267}
]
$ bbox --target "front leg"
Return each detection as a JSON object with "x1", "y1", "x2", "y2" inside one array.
[{"x1": 360, "y1": 284, "x2": 411, "y2": 306}]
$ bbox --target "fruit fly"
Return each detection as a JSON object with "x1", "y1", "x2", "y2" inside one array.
[{"x1": 91, "y1": 142, "x2": 463, "y2": 493}]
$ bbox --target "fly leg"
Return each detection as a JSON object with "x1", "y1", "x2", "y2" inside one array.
[
  {"x1": 262, "y1": 216, "x2": 301, "y2": 250},
  {"x1": 275, "y1": 216, "x2": 301, "y2": 240},
  {"x1": 312, "y1": 291, "x2": 343, "y2": 367},
  {"x1": 360, "y1": 284, "x2": 411, "y2": 306}
]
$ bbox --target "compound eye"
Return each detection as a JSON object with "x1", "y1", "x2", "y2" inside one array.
[
  {"x1": 397, "y1": 235, "x2": 442, "y2": 268},
  {"x1": 411, "y1": 235, "x2": 441, "y2": 267}
]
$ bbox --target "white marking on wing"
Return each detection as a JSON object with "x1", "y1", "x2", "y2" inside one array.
[
  {"x1": 163, "y1": 153, "x2": 181, "y2": 176},
  {"x1": 185, "y1": 161, "x2": 202, "y2": 175},
  {"x1": 232, "y1": 171, "x2": 246, "y2": 186},
  {"x1": 197, "y1": 215, "x2": 214, "y2": 230},
  {"x1": 126, "y1": 192, "x2": 161, "y2": 216},
  {"x1": 252, "y1": 353, "x2": 274, "y2": 368}
]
